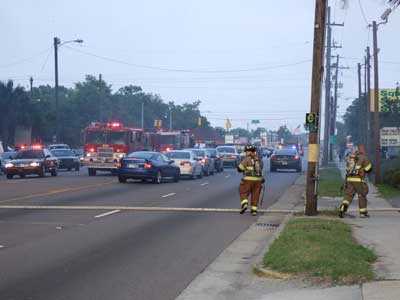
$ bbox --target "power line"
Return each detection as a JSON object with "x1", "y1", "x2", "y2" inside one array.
[
  {"x1": 64, "y1": 45, "x2": 312, "y2": 74},
  {"x1": 0, "y1": 48, "x2": 51, "y2": 69},
  {"x1": 358, "y1": 0, "x2": 370, "y2": 26}
]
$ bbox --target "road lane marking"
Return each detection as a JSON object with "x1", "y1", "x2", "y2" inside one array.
[
  {"x1": 225, "y1": 175, "x2": 231, "y2": 178},
  {"x1": 94, "y1": 210, "x2": 121, "y2": 218},
  {"x1": 200, "y1": 182, "x2": 209, "y2": 186},
  {"x1": 161, "y1": 193, "x2": 176, "y2": 198},
  {"x1": 0, "y1": 245, "x2": 4, "y2": 249},
  {"x1": 0, "y1": 180, "x2": 115, "y2": 204}
]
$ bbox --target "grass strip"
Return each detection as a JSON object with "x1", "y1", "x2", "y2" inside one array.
[
  {"x1": 318, "y1": 167, "x2": 343, "y2": 197},
  {"x1": 377, "y1": 183, "x2": 400, "y2": 199},
  {"x1": 264, "y1": 218, "x2": 377, "y2": 285}
]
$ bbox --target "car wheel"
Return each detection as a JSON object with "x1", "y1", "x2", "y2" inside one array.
[
  {"x1": 67, "y1": 168, "x2": 71, "y2": 171},
  {"x1": 118, "y1": 175, "x2": 127, "y2": 183},
  {"x1": 204, "y1": 167, "x2": 210, "y2": 176},
  {"x1": 75, "y1": 165, "x2": 80, "y2": 172},
  {"x1": 174, "y1": 171, "x2": 180, "y2": 183},
  {"x1": 197, "y1": 169, "x2": 203, "y2": 179},
  {"x1": 88, "y1": 168, "x2": 96, "y2": 176},
  {"x1": 270, "y1": 167, "x2": 276, "y2": 172},
  {"x1": 51, "y1": 169, "x2": 58, "y2": 177},
  {"x1": 6, "y1": 174, "x2": 13, "y2": 179},
  {"x1": 20, "y1": 174, "x2": 26, "y2": 178},
  {"x1": 38, "y1": 166, "x2": 45, "y2": 177},
  {"x1": 153, "y1": 171, "x2": 162, "y2": 184}
]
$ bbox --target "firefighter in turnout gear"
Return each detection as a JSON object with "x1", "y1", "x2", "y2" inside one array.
[
  {"x1": 339, "y1": 145, "x2": 372, "y2": 218},
  {"x1": 237, "y1": 144, "x2": 265, "y2": 216}
]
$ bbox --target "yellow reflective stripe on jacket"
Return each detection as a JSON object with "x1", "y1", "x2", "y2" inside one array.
[
  {"x1": 347, "y1": 177, "x2": 363, "y2": 182},
  {"x1": 238, "y1": 164, "x2": 245, "y2": 171},
  {"x1": 243, "y1": 176, "x2": 263, "y2": 181},
  {"x1": 364, "y1": 163, "x2": 372, "y2": 172}
]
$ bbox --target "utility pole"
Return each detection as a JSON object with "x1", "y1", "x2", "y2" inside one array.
[
  {"x1": 329, "y1": 55, "x2": 339, "y2": 161},
  {"x1": 29, "y1": 77, "x2": 33, "y2": 98},
  {"x1": 141, "y1": 102, "x2": 144, "y2": 129},
  {"x1": 305, "y1": 0, "x2": 327, "y2": 216},
  {"x1": 169, "y1": 108, "x2": 173, "y2": 131},
  {"x1": 98, "y1": 73, "x2": 103, "y2": 122},
  {"x1": 366, "y1": 46, "x2": 372, "y2": 158},
  {"x1": 322, "y1": 6, "x2": 332, "y2": 167},
  {"x1": 54, "y1": 37, "x2": 60, "y2": 143},
  {"x1": 372, "y1": 21, "x2": 381, "y2": 184},
  {"x1": 357, "y1": 62, "x2": 365, "y2": 146}
]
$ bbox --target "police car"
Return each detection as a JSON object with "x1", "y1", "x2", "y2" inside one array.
[{"x1": 4, "y1": 145, "x2": 59, "y2": 179}]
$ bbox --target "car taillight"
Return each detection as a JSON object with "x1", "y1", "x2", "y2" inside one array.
[
  {"x1": 294, "y1": 155, "x2": 300, "y2": 160},
  {"x1": 144, "y1": 163, "x2": 152, "y2": 169},
  {"x1": 89, "y1": 148, "x2": 95, "y2": 152},
  {"x1": 201, "y1": 158, "x2": 206, "y2": 164}
]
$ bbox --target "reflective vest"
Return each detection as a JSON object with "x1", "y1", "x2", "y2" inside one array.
[
  {"x1": 238, "y1": 157, "x2": 263, "y2": 181},
  {"x1": 346, "y1": 154, "x2": 372, "y2": 183}
]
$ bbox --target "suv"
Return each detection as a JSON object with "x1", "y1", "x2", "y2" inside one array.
[
  {"x1": 204, "y1": 148, "x2": 223, "y2": 172},
  {"x1": 216, "y1": 146, "x2": 240, "y2": 167}
]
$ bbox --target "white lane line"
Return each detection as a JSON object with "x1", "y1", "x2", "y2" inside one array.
[
  {"x1": 0, "y1": 245, "x2": 4, "y2": 249},
  {"x1": 200, "y1": 182, "x2": 209, "y2": 186},
  {"x1": 94, "y1": 210, "x2": 121, "y2": 219},
  {"x1": 225, "y1": 174, "x2": 231, "y2": 178},
  {"x1": 161, "y1": 193, "x2": 176, "y2": 198}
]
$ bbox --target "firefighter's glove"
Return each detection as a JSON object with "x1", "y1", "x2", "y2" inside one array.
[{"x1": 237, "y1": 166, "x2": 244, "y2": 173}]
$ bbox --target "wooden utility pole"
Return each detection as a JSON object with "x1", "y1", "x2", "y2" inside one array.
[
  {"x1": 322, "y1": 6, "x2": 332, "y2": 167},
  {"x1": 357, "y1": 62, "x2": 365, "y2": 146},
  {"x1": 366, "y1": 46, "x2": 372, "y2": 158},
  {"x1": 305, "y1": 0, "x2": 327, "y2": 216},
  {"x1": 329, "y1": 55, "x2": 339, "y2": 161},
  {"x1": 29, "y1": 77, "x2": 33, "y2": 98},
  {"x1": 372, "y1": 21, "x2": 381, "y2": 184}
]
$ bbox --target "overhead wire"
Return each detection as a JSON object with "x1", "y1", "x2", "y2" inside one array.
[
  {"x1": 0, "y1": 48, "x2": 51, "y2": 69},
  {"x1": 63, "y1": 45, "x2": 311, "y2": 74}
]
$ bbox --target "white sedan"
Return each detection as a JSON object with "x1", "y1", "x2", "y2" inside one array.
[{"x1": 165, "y1": 150, "x2": 203, "y2": 179}]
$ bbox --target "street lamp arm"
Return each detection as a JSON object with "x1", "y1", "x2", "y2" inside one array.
[{"x1": 59, "y1": 39, "x2": 84, "y2": 46}]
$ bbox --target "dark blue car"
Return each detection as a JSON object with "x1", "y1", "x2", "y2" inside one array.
[{"x1": 118, "y1": 151, "x2": 180, "y2": 184}]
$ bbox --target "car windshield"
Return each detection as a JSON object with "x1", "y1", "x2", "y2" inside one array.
[
  {"x1": 51, "y1": 149, "x2": 74, "y2": 157},
  {"x1": 193, "y1": 150, "x2": 205, "y2": 157},
  {"x1": 127, "y1": 152, "x2": 155, "y2": 159},
  {"x1": 15, "y1": 150, "x2": 44, "y2": 159},
  {"x1": 166, "y1": 152, "x2": 191, "y2": 159},
  {"x1": 276, "y1": 149, "x2": 297, "y2": 156},
  {"x1": 205, "y1": 149, "x2": 216, "y2": 156},
  {"x1": 1, "y1": 152, "x2": 16, "y2": 159},
  {"x1": 85, "y1": 131, "x2": 106, "y2": 144},
  {"x1": 217, "y1": 147, "x2": 235, "y2": 153},
  {"x1": 108, "y1": 131, "x2": 127, "y2": 145}
]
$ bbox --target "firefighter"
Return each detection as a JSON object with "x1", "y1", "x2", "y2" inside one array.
[
  {"x1": 339, "y1": 144, "x2": 372, "y2": 218},
  {"x1": 237, "y1": 144, "x2": 265, "y2": 216}
]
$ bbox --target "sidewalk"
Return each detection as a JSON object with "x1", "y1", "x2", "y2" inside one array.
[{"x1": 176, "y1": 172, "x2": 400, "y2": 300}]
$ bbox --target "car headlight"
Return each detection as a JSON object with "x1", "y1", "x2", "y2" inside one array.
[
  {"x1": 30, "y1": 162, "x2": 40, "y2": 167},
  {"x1": 5, "y1": 163, "x2": 14, "y2": 168}
]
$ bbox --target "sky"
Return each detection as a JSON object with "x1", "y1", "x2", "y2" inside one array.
[{"x1": 1, "y1": 0, "x2": 399, "y2": 132}]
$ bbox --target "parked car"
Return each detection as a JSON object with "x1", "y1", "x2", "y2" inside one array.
[
  {"x1": 1, "y1": 151, "x2": 17, "y2": 174},
  {"x1": 216, "y1": 146, "x2": 240, "y2": 167},
  {"x1": 204, "y1": 148, "x2": 224, "y2": 172},
  {"x1": 51, "y1": 148, "x2": 80, "y2": 171},
  {"x1": 4, "y1": 146, "x2": 58, "y2": 179},
  {"x1": 186, "y1": 148, "x2": 215, "y2": 176},
  {"x1": 118, "y1": 151, "x2": 180, "y2": 184},
  {"x1": 165, "y1": 150, "x2": 203, "y2": 179},
  {"x1": 270, "y1": 148, "x2": 302, "y2": 172}
]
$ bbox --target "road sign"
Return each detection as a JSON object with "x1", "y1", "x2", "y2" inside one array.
[
  {"x1": 305, "y1": 113, "x2": 319, "y2": 133},
  {"x1": 251, "y1": 120, "x2": 260, "y2": 124},
  {"x1": 381, "y1": 127, "x2": 400, "y2": 146}
]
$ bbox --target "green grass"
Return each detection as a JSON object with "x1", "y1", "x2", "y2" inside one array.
[
  {"x1": 264, "y1": 218, "x2": 377, "y2": 285},
  {"x1": 318, "y1": 167, "x2": 343, "y2": 197},
  {"x1": 377, "y1": 183, "x2": 400, "y2": 199}
]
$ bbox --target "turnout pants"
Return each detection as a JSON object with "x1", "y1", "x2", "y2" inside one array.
[
  {"x1": 341, "y1": 182, "x2": 369, "y2": 213},
  {"x1": 239, "y1": 179, "x2": 262, "y2": 210}
]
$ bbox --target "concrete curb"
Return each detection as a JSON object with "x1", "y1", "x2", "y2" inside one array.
[{"x1": 253, "y1": 213, "x2": 293, "y2": 280}]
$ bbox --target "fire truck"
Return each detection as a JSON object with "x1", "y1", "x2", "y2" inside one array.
[
  {"x1": 149, "y1": 130, "x2": 194, "y2": 152},
  {"x1": 82, "y1": 122, "x2": 147, "y2": 176}
]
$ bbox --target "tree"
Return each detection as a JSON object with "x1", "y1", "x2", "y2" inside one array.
[{"x1": 277, "y1": 125, "x2": 293, "y2": 142}]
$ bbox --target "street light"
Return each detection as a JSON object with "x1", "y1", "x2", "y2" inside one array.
[{"x1": 54, "y1": 37, "x2": 83, "y2": 143}]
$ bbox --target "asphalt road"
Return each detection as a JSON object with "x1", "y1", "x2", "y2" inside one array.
[{"x1": 0, "y1": 158, "x2": 305, "y2": 300}]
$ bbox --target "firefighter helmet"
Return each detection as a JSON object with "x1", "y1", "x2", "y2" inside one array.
[{"x1": 244, "y1": 144, "x2": 256, "y2": 152}]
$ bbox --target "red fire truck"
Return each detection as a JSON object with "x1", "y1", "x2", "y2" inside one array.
[
  {"x1": 149, "y1": 130, "x2": 194, "y2": 152},
  {"x1": 82, "y1": 122, "x2": 147, "y2": 176}
]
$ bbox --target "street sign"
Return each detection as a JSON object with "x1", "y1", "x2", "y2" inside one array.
[
  {"x1": 329, "y1": 135, "x2": 337, "y2": 145},
  {"x1": 381, "y1": 127, "x2": 400, "y2": 147},
  {"x1": 251, "y1": 120, "x2": 260, "y2": 124},
  {"x1": 305, "y1": 113, "x2": 319, "y2": 133}
]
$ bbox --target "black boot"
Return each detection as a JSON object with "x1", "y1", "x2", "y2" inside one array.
[
  {"x1": 240, "y1": 201, "x2": 248, "y2": 214},
  {"x1": 338, "y1": 203, "x2": 348, "y2": 218}
]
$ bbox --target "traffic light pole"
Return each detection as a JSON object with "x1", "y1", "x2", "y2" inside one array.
[
  {"x1": 305, "y1": 0, "x2": 327, "y2": 216},
  {"x1": 54, "y1": 37, "x2": 60, "y2": 143}
]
